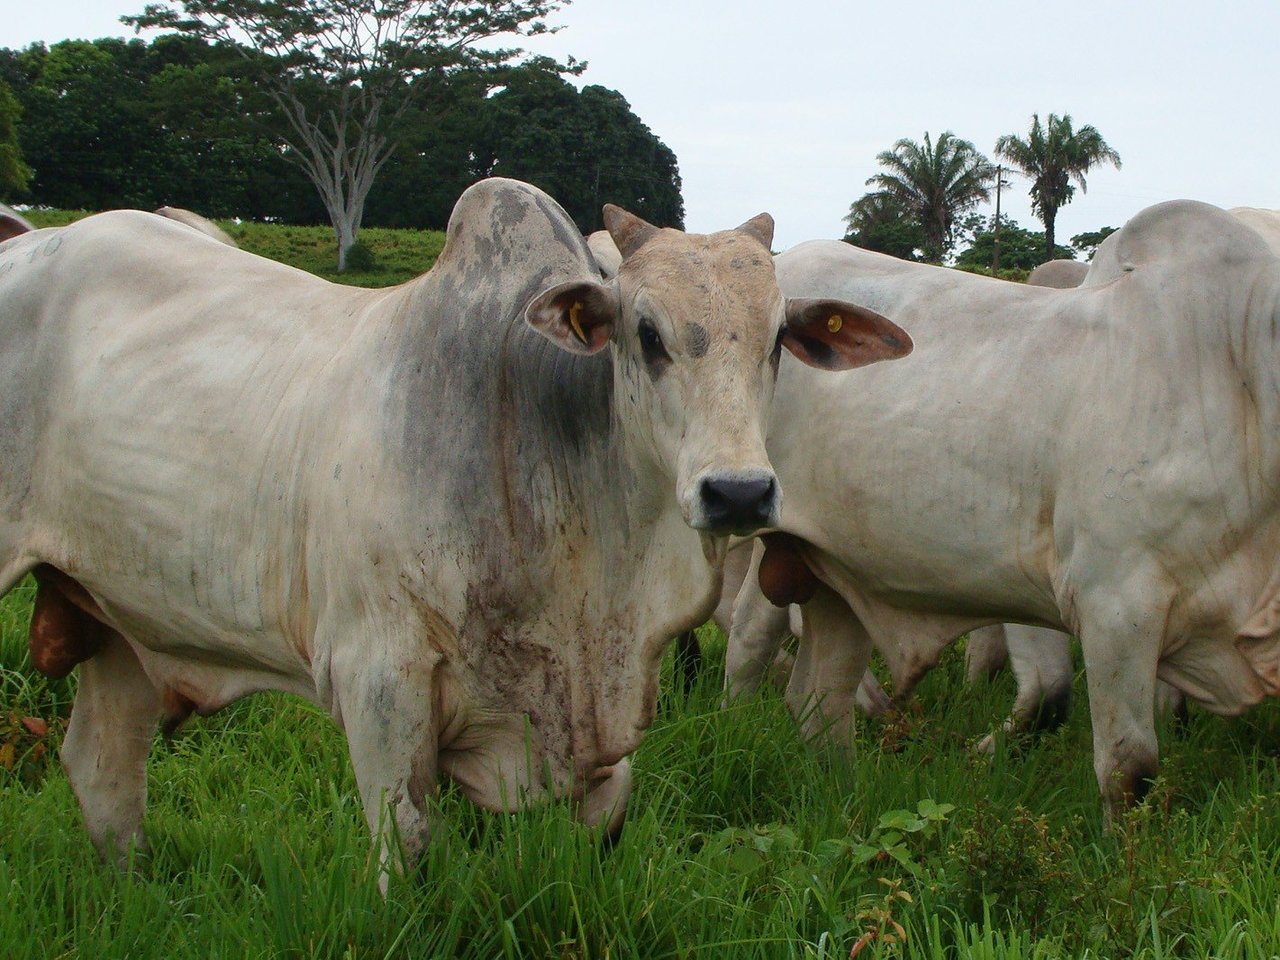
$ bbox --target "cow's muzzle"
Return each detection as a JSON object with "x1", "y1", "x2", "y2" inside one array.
[
  {"x1": 693, "y1": 470, "x2": 779, "y2": 534},
  {"x1": 575, "y1": 758, "x2": 632, "y2": 844}
]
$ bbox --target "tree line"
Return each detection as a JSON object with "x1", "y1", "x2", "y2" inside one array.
[
  {"x1": 0, "y1": 29, "x2": 683, "y2": 260},
  {"x1": 845, "y1": 115, "x2": 1121, "y2": 268}
]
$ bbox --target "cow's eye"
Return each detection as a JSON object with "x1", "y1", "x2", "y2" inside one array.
[{"x1": 638, "y1": 319, "x2": 669, "y2": 364}]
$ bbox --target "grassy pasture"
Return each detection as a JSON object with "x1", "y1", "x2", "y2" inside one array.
[
  {"x1": 21, "y1": 208, "x2": 446, "y2": 288},
  {"x1": 3, "y1": 217, "x2": 1280, "y2": 958}
]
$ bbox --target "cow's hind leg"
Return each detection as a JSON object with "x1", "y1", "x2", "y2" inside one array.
[
  {"x1": 976, "y1": 625, "x2": 1074, "y2": 753},
  {"x1": 1007, "y1": 625, "x2": 1074, "y2": 732},
  {"x1": 61, "y1": 627, "x2": 163, "y2": 865},
  {"x1": 964, "y1": 623, "x2": 1010, "y2": 682}
]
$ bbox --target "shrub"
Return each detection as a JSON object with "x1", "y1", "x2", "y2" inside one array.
[
  {"x1": 343, "y1": 239, "x2": 378, "y2": 272},
  {"x1": 952, "y1": 803, "x2": 1078, "y2": 934}
]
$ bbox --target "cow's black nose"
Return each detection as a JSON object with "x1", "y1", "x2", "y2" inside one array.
[{"x1": 700, "y1": 475, "x2": 777, "y2": 532}]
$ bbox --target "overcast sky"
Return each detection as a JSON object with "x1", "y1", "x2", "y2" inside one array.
[{"x1": 3, "y1": 0, "x2": 1277, "y2": 252}]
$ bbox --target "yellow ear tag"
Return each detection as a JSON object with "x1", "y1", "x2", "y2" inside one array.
[
  {"x1": 827, "y1": 314, "x2": 843, "y2": 333},
  {"x1": 569, "y1": 301, "x2": 588, "y2": 344}
]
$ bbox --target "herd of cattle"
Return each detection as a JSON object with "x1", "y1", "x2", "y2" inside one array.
[{"x1": 2, "y1": 182, "x2": 1279, "y2": 880}]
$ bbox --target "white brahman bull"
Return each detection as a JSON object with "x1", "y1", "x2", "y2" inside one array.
[
  {"x1": 725, "y1": 200, "x2": 1280, "y2": 817},
  {"x1": 971, "y1": 205, "x2": 1280, "y2": 734},
  {"x1": 0, "y1": 178, "x2": 911, "y2": 881}
]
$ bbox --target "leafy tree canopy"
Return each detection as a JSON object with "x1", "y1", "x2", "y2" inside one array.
[
  {"x1": 1069, "y1": 226, "x2": 1118, "y2": 261},
  {"x1": 362, "y1": 58, "x2": 684, "y2": 231},
  {"x1": 862, "y1": 131, "x2": 995, "y2": 264},
  {"x1": 995, "y1": 113, "x2": 1120, "y2": 259},
  {"x1": 124, "y1": 0, "x2": 581, "y2": 268},
  {"x1": 471, "y1": 64, "x2": 683, "y2": 231},
  {"x1": 6, "y1": 37, "x2": 318, "y2": 217},
  {"x1": 0, "y1": 33, "x2": 683, "y2": 239},
  {"x1": 0, "y1": 78, "x2": 30, "y2": 199},
  {"x1": 954, "y1": 214, "x2": 1075, "y2": 271},
  {"x1": 842, "y1": 192, "x2": 924, "y2": 261}
]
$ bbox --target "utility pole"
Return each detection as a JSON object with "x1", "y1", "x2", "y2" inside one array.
[{"x1": 992, "y1": 164, "x2": 1004, "y2": 274}]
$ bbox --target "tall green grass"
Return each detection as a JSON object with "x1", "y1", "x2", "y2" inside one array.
[
  {"x1": 5, "y1": 583, "x2": 1280, "y2": 958},
  {"x1": 4, "y1": 219, "x2": 1280, "y2": 957}
]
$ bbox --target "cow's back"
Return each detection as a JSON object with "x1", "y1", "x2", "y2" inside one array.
[
  {"x1": 1026, "y1": 259, "x2": 1087, "y2": 288},
  {"x1": 0, "y1": 212, "x2": 406, "y2": 662},
  {"x1": 1230, "y1": 207, "x2": 1280, "y2": 256}
]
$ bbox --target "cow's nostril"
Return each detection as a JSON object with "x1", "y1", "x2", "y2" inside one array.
[{"x1": 700, "y1": 475, "x2": 777, "y2": 531}]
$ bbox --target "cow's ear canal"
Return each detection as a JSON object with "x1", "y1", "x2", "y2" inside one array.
[{"x1": 525, "y1": 280, "x2": 618, "y2": 355}]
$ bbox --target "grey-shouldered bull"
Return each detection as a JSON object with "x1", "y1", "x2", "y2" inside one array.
[{"x1": 0, "y1": 178, "x2": 910, "y2": 882}]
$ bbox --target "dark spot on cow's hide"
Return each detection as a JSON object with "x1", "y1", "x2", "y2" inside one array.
[
  {"x1": 492, "y1": 187, "x2": 532, "y2": 231},
  {"x1": 685, "y1": 322, "x2": 710, "y2": 359}
]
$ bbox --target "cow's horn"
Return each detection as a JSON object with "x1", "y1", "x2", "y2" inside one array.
[{"x1": 603, "y1": 205, "x2": 659, "y2": 259}]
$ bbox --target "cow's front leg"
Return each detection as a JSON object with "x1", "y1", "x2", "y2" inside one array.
[
  {"x1": 785, "y1": 583, "x2": 873, "y2": 744},
  {"x1": 61, "y1": 628, "x2": 163, "y2": 865},
  {"x1": 723, "y1": 542, "x2": 791, "y2": 704},
  {"x1": 1076, "y1": 587, "x2": 1166, "y2": 821},
  {"x1": 331, "y1": 645, "x2": 438, "y2": 889}
]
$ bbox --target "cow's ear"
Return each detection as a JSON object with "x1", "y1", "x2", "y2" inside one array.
[
  {"x1": 782, "y1": 298, "x2": 913, "y2": 370},
  {"x1": 603, "y1": 204, "x2": 658, "y2": 258},
  {"x1": 525, "y1": 280, "x2": 619, "y2": 355}
]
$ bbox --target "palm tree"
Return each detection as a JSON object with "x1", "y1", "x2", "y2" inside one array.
[
  {"x1": 995, "y1": 114, "x2": 1121, "y2": 259},
  {"x1": 863, "y1": 131, "x2": 996, "y2": 263},
  {"x1": 842, "y1": 192, "x2": 926, "y2": 261}
]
